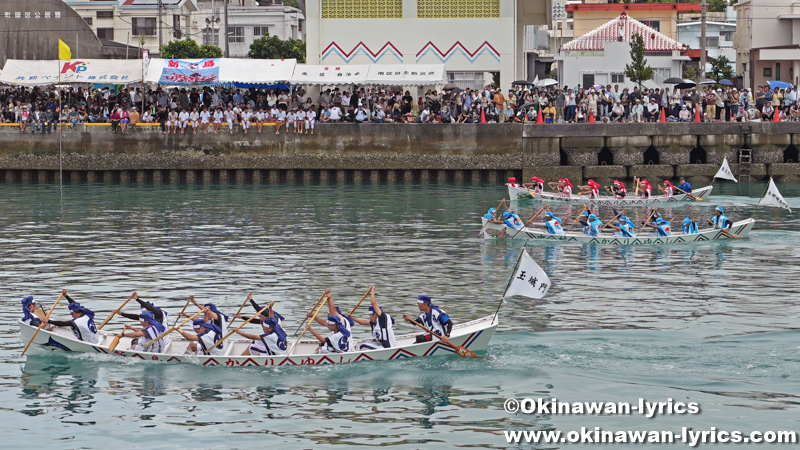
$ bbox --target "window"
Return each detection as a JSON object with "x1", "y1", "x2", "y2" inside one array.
[
  {"x1": 173, "y1": 15, "x2": 182, "y2": 39},
  {"x1": 228, "y1": 26, "x2": 244, "y2": 43},
  {"x1": 321, "y1": 0, "x2": 402, "y2": 19},
  {"x1": 641, "y1": 20, "x2": 660, "y2": 32},
  {"x1": 764, "y1": 67, "x2": 772, "y2": 77},
  {"x1": 776, "y1": 63, "x2": 781, "y2": 80},
  {"x1": 720, "y1": 31, "x2": 734, "y2": 41},
  {"x1": 84, "y1": 17, "x2": 93, "y2": 26},
  {"x1": 203, "y1": 29, "x2": 219, "y2": 46},
  {"x1": 132, "y1": 17, "x2": 156, "y2": 36},
  {"x1": 652, "y1": 68, "x2": 671, "y2": 84},
  {"x1": 96, "y1": 11, "x2": 114, "y2": 19},
  {"x1": 705, "y1": 36, "x2": 719, "y2": 48},
  {"x1": 97, "y1": 28, "x2": 114, "y2": 40},
  {"x1": 611, "y1": 73, "x2": 625, "y2": 83},
  {"x1": 582, "y1": 74, "x2": 595, "y2": 87},
  {"x1": 291, "y1": 25, "x2": 297, "y2": 39},
  {"x1": 417, "y1": 0, "x2": 499, "y2": 18},
  {"x1": 447, "y1": 72, "x2": 485, "y2": 92},
  {"x1": 253, "y1": 26, "x2": 269, "y2": 37}
]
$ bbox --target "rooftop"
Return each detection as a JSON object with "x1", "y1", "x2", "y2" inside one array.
[{"x1": 562, "y1": 12, "x2": 687, "y2": 52}]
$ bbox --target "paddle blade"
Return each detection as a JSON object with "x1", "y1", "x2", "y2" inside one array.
[
  {"x1": 108, "y1": 336, "x2": 121, "y2": 351},
  {"x1": 454, "y1": 345, "x2": 479, "y2": 358}
]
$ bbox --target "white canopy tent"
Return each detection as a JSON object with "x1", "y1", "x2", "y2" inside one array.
[
  {"x1": 0, "y1": 59, "x2": 145, "y2": 86},
  {"x1": 143, "y1": 58, "x2": 296, "y2": 86},
  {"x1": 291, "y1": 64, "x2": 369, "y2": 85}
]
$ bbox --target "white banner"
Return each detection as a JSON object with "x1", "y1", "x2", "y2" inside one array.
[
  {"x1": 0, "y1": 59, "x2": 144, "y2": 85},
  {"x1": 144, "y1": 58, "x2": 296, "y2": 85},
  {"x1": 503, "y1": 249, "x2": 551, "y2": 300},
  {"x1": 714, "y1": 157, "x2": 738, "y2": 182},
  {"x1": 292, "y1": 64, "x2": 369, "y2": 85},
  {"x1": 364, "y1": 64, "x2": 446, "y2": 85},
  {"x1": 759, "y1": 177, "x2": 791, "y2": 212}
]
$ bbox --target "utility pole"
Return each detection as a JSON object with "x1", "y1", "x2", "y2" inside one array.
[
  {"x1": 157, "y1": 0, "x2": 163, "y2": 53},
  {"x1": 700, "y1": 0, "x2": 707, "y2": 79},
  {"x1": 224, "y1": 0, "x2": 229, "y2": 58}
]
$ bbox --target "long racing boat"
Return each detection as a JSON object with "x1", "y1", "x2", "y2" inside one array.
[{"x1": 508, "y1": 184, "x2": 713, "y2": 205}]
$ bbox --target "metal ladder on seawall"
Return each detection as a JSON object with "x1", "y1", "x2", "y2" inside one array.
[{"x1": 738, "y1": 148, "x2": 752, "y2": 181}]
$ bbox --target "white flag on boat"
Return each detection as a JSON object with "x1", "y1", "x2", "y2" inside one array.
[
  {"x1": 714, "y1": 157, "x2": 738, "y2": 182},
  {"x1": 758, "y1": 177, "x2": 791, "y2": 212},
  {"x1": 503, "y1": 249, "x2": 551, "y2": 300}
]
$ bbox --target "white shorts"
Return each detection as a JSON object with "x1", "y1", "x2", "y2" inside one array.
[
  {"x1": 201, "y1": 119, "x2": 209, "y2": 124},
  {"x1": 242, "y1": 121, "x2": 250, "y2": 129},
  {"x1": 358, "y1": 340, "x2": 383, "y2": 350},
  {"x1": 180, "y1": 120, "x2": 187, "y2": 127},
  {"x1": 307, "y1": 120, "x2": 315, "y2": 129},
  {"x1": 249, "y1": 340, "x2": 268, "y2": 355}
]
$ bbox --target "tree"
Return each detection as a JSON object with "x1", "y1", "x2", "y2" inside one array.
[
  {"x1": 683, "y1": 64, "x2": 697, "y2": 80},
  {"x1": 708, "y1": 0, "x2": 727, "y2": 12},
  {"x1": 624, "y1": 34, "x2": 653, "y2": 90},
  {"x1": 248, "y1": 34, "x2": 306, "y2": 62},
  {"x1": 160, "y1": 38, "x2": 222, "y2": 58},
  {"x1": 708, "y1": 56, "x2": 734, "y2": 81}
]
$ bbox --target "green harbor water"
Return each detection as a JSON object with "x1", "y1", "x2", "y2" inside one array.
[{"x1": 0, "y1": 181, "x2": 799, "y2": 449}]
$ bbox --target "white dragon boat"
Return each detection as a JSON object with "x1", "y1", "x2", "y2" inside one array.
[
  {"x1": 480, "y1": 218, "x2": 755, "y2": 244},
  {"x1": 508, "y1": 184, "x2": 713, "y2": 205},
  {"x1": 18, "y1": 315, "x2": 497, "y2": 367}
]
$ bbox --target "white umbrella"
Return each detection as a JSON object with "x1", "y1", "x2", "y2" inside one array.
[{"x1": 536, "y1": 78, "x2": 558, "y2": 88}]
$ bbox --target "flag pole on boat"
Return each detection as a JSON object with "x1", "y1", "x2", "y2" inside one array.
[
  {"x1": 493, "y1": 244, "x2": 551, "y2": 324},
  {"x1": 758, "y1": 176, "x2": 792, "y2": 213}
]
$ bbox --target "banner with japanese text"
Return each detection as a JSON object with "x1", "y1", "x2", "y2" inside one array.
[
  {"x1": 0, "y1": 59, "x2": 144, "y2": 85},
  {"x1": 158, "y1": 58, "x2": 219, "y2": 86}
]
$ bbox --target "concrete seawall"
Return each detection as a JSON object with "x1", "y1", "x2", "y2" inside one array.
[{"x1": 1, "y1": 122, "x2": 800, "y2": 184}]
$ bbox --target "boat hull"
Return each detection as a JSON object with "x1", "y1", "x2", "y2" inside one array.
[
  {"x1": 480, "y1": 218, "x2": 755, "y2": 244},
  {"x1": 18, "y1": 315, "x2": 498, "y2": 367},
  {"x1": 508, "y1": 185, "x2": 713, "y2": 205}
]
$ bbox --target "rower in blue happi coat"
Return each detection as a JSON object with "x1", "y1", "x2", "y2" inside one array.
[
  {"x1": 682, "y1": 217, "x2": 699, "y2": 234},
  {"x1": 643, "y1": 217, "x2": 672, "y2": 236},
  {"x1": 403, "y1": 295, "x2": 453, "y2": 343},
  {"x1": 21, "y1": 296, "x2": 43, "y2": 327},
  {"x1": 579, "y1": 213, "x2": 605, "y2": 236},
  {"x1": 176, "y1": 316, "x2": 225, "y2": 356},
  {"x1": 235, "y1": 302, "x2": 288, "y2": 356},
  {"x1": 708, "y1": 206, "x2": 732, "y2": 230},
  {"x1": 43, "y1": 290, "x2": 99, "y2": 344},
  {"x1": 114, "y1": 292, "x2": 170, "y2": 337},
  {"x1": 306, "y1": 314, "x2": 352, "y2": 354},
  {"x1": 527, "y1": 211, "x2": 565, "y2": 235},
  {"x1": 605, "y1": 210, "x2": 636, "y2": 237},
  {"x1": 503, "y1": 210, "x2": 524, "y2": 229},
  {"x1": 351, "y1": 286, "x2": 397, "y2": 350},
  {"x1": 117, "y1": 312, "x2": 168, "y2": 353}
]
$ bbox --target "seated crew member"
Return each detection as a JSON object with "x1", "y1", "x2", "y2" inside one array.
[
  {"x1": 507, "y1": 177, "x2": 520, "y2": 188},
  {"x1": 677, "y1": 176, "x2": 692, "y2": 194},
  {"x1": 579, "y1": 213, "x2": 605, "y2": 237},
  {"x1": 547, "y1": 178, "x2": 573, "y2": 198},
  {"x1": 658, "y1": 180, "x2": 674, "y2": 197},
  {"x1": 528, "y1": 210, "x2": 565, "y2": 235},
  {"x1": 117, "y1": 312, "x2": 168, "y2": 353},
  {"x1": 308, "y1": 288, "x2": 354, "y2": 334},
  {"x1": 683, "y1": 217, "x2": 699, "y2": 234},
  {"x1": 709, "y1": 206, "x2": 732, "y2": 230},
  {"x1": 502, "y1": 210, "x2": 524, "y2": 229},
  {"x1": 606, "y1": 180, "x2": 627, "y2": 199},
  {"x1": 403, "y1": 295, "x2": 452, "y2": 343},
  {"x1": 350, "y1": 286, "x2": 397, "y2": 350},
  {"x1": 578, "y1": 179, "x2": 601, "y2": 199},
  {"x1": 43, "y1": 290, "x2": 99, "y2": 344},
  {"x1": 234, "y1": 293, "x2": 286, "y2": 325},
  {"x1": 306, "y1": 314, "x2": 352, "y2": 354},
  {"x1": 639, "y1": 179, "x2": 653, "y2": 199},
  {"x1": 21, "y1": 296, "x2": 43, "y2": 327},
  {"x1": 643, "y1": 217, "x2": 672, "y2": 236},
  {"x1": 605, "y1": 210, "x2": 636, "y2": 238},
  {"x1": 176, "y1": 316, "x2": 225, "y2": 356},
  {"x1": 114, "y1": 292, "x2": 170, "y2": 333},
  {"x1": 482, "y1": 207, "x2": 505, "y2": 224},
  {"x1": 522, "y1": 176, "x2": 545, "y2": 193},
  {"x1": 185, "y1": 297, "x2": 229, "y2": 340},
  {"x1": 235, "y1": 303, "x2": 288, "y2": 356}
]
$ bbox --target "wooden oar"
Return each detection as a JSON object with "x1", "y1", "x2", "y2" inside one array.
[
  {"x1": 667, "y1": 205, "x2": 691, "y2": 223},
  {"x1": 523, "y1": 206, "x2": 547, "y2": 227},
  {"x1": 292, "y1": 292, "x2": 329, "y2": 337},
  {"x1": 638, "y1": 208, "x2": 657, "y2": 234},
  {"x1": 348, "y1": 287, "x2": 374, "y2": 316},
  {"x1": 173, "y1": 297, "x2": 192, "y2": 327},
  {"x1": 565, "y1": 204, "x2": 588, "y2": 233},
  {"x1": 706, "y1": 219, "x2": 740, "y2": 239},
  {"x1": 404, "y1": 317, "x2": 481, "y2": 358},
  {"x1": 633, "y1": 176, "x2": 640, "y2": 197},
  {"x1": 108, "y1": 325, "x2": 128, "y2": 351},
  {"x1": 205, "y1": 303, "x2": 271, "y2": 354},
  {"x1": 674, "y1": 186, "x2": 705, "y2": 201},
  {"x1": 562, "y1": 205, "x2": 585, "y2": 223},
  {"x1": 97, "y1": 291, "x2": 137, "y2": 330},
  {"x1": 478, "y1": 199, "x2": 507, "y2": 235},
  {"x1": 288, "y1": 296, "x2": 329, "y2": 356},
  {"x1": 525, "y1": 187, "x2": 537, "y2": 198},
  {"x1": 227, "y1": 292, "x2": 253, "y2": 328},
  {"x1": 21, "y1": 292, "x2": 64, "y2": 356},
  {"x1": 144, "y1": 309, "x2": 205, "y2": 349},
  {"x1": 599, "y1": 209, "x2": 624, "y2": 230}
]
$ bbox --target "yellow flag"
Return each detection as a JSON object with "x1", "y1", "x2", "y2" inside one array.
[{"x1": 58, "y1": 39, "x2": 72, "y2": 60}]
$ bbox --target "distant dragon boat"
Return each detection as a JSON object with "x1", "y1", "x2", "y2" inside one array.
[{"x1": 508, "y1": 184, "x2": 713, "y2": 205}]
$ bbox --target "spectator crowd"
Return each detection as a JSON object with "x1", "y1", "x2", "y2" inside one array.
[{"x1": 1, "y1": 82, "x2": 798, "y2": 135}]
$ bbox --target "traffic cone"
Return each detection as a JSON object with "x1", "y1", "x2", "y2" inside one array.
[
  {"x1": 480, "y1": 108, "x2": 486, "y2": 123},
  {"x1": 693, "y1": 106, "x2": 702, "y2": 122},
  {"x1": 774, "y1": 108, "x2": 781, "y2": 122},
  {"x1": 588, "y1": 112, "x2": 595, "y2": 123},
  {"x1": 536, "y1": 108, "x2": 544, "y2": 124},
  {"x1": 659, "y1": 107, "x2": 667, "y2": 123}
]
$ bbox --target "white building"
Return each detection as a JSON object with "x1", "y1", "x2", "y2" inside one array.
[
  {"x1": 556, "y1": 13, "x2": 688, "y2": 90},
  {"x1": 677, "y1": 21, "x2": 736, "y2": 74},
  {"x1": 735, "y1": 0, "x2": 800, "y2": 89},
  {"x1": 304, "y1": 0, "x2": 551, "y2": 92},
  {"x1": 64, "y1": 0, "x2": 304, "y2": 57}
]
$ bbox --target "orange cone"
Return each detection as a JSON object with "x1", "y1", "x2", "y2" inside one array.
[
  {"x1": 480, "y1": 108, "x2": 486, "y2": 123},
  {"x1": 659, "y1": 106, "x2": 667, "y2": 123},
  {"x1": 536, "y1": 108, "x2": 544, "y2": 124},
  {"x1": 774, "y1": 108, "x2": 781, "y2": 122},
  {"x1": 693, "y1": 106, "x2": 702, "y2": 122},
  {"x1": 588, "y1": 112, "x2": 596, "y2": 123}
]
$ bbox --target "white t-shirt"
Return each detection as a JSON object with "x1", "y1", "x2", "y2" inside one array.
[
  {"x1": 330, "y1": 107, "x2": 342, "y2": 120},
  {"x1": 306, "y1": 110, "x2": 316, "y2": 121},
  {"x1": 200, "y1": 111, "x2": 211, "y2": 123},
  {"x1": 213, "y1": 111, "x2": 224, "y2": 122}
]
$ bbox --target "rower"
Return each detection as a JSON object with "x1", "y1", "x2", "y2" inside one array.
[
  {"x1": 643, "y1": 217, "x2": 672, "y2": 236},
  {"x1": 114, "y1": 292, "x2": 170, "y2": 340},
  {"x1": 176, "y1": 316, "x2": 225, "y2": 356},
  {"x1": 483, "y1": 208, "x2": 505, "y2": 224},
  {"x1": 677, "y1": 176, "x2": 692, "y2": 193},
  {"x1": 605, "y1": 209, "x2": 636, "y2": 237},
  {"x1": 560, "y1": 178, "x2": 573, "y2": 198},
  {"x1": 350, "y1": 286, "x2": 397, "y2": 350},
  {"x1": 541, "y1": 211, "x2": 566, "y2": 235},
  {"x1": 403, "y1": 295, "x2": 452, "y2": 343},
  {"x1": 507, "y1": 177, "x2": 520, "y2": 188},
  {"x1": 709, "y1": 206, "x2": 732, "y2": 230},
  {"x1": 42, "y1": 290, "x2": 99, "y2": 344},
  {"x1": 578, "y1": 179, "x2": 601, "y2": 199},
  {"x1": 608, "y1": 180, "x2": 627, "y2": 199},
  {"x1": 235, "y1": 295, "x2": 286, "y2": 325},
  {"x1": 305, "y1": 315, "x2": 352, "y2": 354},
  {"x1": 117, "y1": 312, "x2": 168, "y2": 353},
  {"x1": 21, "y1": 296, "x2": 42, "y2": 327},
  {"x1": 658, "y1": 180, "x2": 674, "y2": 197},
  {"x1": 186, "y1": 297, "x2": 229, "y2": 339},
  {"x1": 523, "y1": 176, "x2": 545, "y2": 193},
  {"x1": 308, "y1": 288, "x2": 354, "y2": 334},
  {"x1": 502, "y1": 211, "x2": 524, "y2": 229},
  {"x1": 235, "y1": 310, "x2": 288, "y2": 356},
  {"x1": 579, "y1": 213, "x2": 605, "y2": 237},
  {"x1": 639, "y1": 179, "x2": 653, "y2": 199},
  {"x1": 683, "y1": 217, "x2": 699, "y2": 234}
]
